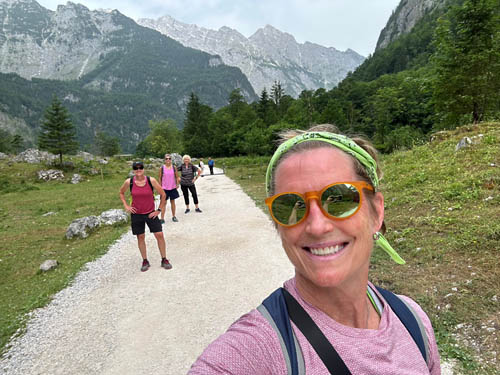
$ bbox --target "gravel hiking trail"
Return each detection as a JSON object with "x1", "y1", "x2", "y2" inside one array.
[
  {"x1": 1, "y1": 169, "x2": 454, "y2": 374},
  {"x1": 0, "y1": 169, "x2": 293, "y2": 374}
]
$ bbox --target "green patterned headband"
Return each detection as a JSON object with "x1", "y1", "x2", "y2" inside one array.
[
  {"x1": 265, "y1": 131, "x2": 405, "y2": 265},
  {"x1": 265, "y1": 131, "x2": 379, "y2": 195}
]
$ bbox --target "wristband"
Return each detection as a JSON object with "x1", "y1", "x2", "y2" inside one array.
[{"x1": 156, "y1": 209, "x2": 161, "y2": 212}]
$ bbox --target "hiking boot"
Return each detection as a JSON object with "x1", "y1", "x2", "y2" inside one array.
[
  {"x1": 161, "y1": 258, "x2": 172, "y2": 270},
  {"x1": 195, "y1": 208, "x2": 202, "y2": 213},
  {"x1": 172, "y1": 216, "x2": 178, "y2": 222},
  {"x1": 185, "y1": 209, "x2": 190, "y2": 214},
  {"x1": 141, "y1": 259, "x2": 150, "y2": 272}
]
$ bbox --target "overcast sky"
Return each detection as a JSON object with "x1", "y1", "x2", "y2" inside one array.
[{"x1": 36, "y1": 0, "x2": 401, "y2": 56}]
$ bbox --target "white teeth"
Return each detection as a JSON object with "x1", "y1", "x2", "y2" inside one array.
[{"x1": 309, "y1": 244, "x2": 344, "y2": 256}]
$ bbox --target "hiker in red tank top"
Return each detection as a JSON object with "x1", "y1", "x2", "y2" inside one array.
[{"x1": 119, "y1": 161, "x2": 173, "y2": 272}]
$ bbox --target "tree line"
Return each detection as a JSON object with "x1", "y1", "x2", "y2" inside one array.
[
  {"x1": 136, "y1": 0, "x2": 499, "y2": 157},
  {"x1": 2, "y1": 0, "x2": 497, "y2": 160}
]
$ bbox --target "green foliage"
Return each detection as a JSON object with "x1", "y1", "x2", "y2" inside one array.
[
  {"x1": 38, "y1": 96, "x2": 79, "y2": 165},
  {"x1": 0, "y1": 129, "x2": 24, "y2": 154},
  {"x1": 135, "y1": 119, "x2": 182, "y2": 158},
  {"x1": 183, "y1": 93, "x2": 213, "y2": 157},
  {"x1": 432, "y1": 0, "x2": 500, "y2": 127},
  {"x1": 94, "y1": 131, "x2": 121, "y2": 157}
]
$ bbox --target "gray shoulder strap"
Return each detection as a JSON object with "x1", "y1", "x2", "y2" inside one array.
[
  {"x1": 397, "y1": 296, "x2": 430, "y2": 367},
  {"x1": 257, "y1": 304, "x2": 306, "y2": 374}
]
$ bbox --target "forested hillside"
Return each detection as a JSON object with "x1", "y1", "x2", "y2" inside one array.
[
  {"x1": 138, "y1": 0, "x2": 498, "y2": 159},
  {"x1": 0, "y1": 0, "x2": 257, "y2": 153}
]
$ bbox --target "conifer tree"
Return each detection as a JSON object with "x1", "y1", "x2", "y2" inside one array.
[
  {"x1": 432, "y1": 0, "x2": 500, "y2": 126},
  {"x1": 183, "y1": 93, "x2": 212, "y2": 156},
  {"x1": 38, "y1": 96, "x2": 78, "y2": 165}
]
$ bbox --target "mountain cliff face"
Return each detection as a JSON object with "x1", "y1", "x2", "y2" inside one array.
[
  {"x1": 137, "y1": 16, "x2": 365, "y2": 97},
  {"x1": 0, "y1": 0, "x2": 257, "y2": 151},
  {"x1": 376, "y1": 0, "x2": 447, "y2": 50}
]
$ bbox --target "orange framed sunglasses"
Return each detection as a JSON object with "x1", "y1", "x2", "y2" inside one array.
[{"x1": 265, "y1": 181, "x2": 373, "y2": 227}]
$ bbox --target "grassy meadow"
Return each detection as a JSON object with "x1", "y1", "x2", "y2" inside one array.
[
  {"x1": 0, "y1": 157, "x2": 134, "y2": 354},
  {"x1": 0, "y1": 122, "x2": 498, "y2": 374}
]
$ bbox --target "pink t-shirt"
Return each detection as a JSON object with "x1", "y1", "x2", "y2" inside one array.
[
  {"x1": 189, "y1": 278, "x2": 441, "y2": 374},
  {"x1": 161, "y1": 165, "x2": 177, "y2": 190}
]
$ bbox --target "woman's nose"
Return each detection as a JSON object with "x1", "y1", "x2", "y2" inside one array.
[{"x1": 304, "y1": 199, "x2": 334, "y2": 235}]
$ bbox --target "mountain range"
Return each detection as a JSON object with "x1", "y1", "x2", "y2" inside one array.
[
  {"x1": 0, "y1": 0, "x2": 256, "y2": 151},
  {"x1": 0, "y1": 0, "x2": 435, "y2": 153},
  {"x1": 137, "y1": 17, "x2": 365, "y2": 98}
]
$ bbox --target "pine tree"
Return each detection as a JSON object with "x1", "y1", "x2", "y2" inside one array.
[
  {"x1": 38, "y1": 96, "x2": 78, "y2": 165},
  {"x1": 183, "y1": 93, "x2": 212, "y2": 156},
  {"x1": 432, "y1": 0, "x2": 500, "y2": 126}
]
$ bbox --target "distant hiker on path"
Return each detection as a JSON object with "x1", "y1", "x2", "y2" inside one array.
[
  {"x1": 159, "y1": 153, "x2": 180, "y2": 223},
  {"x1": 189, "y1": 124, "x2": 440, "y2": 374},
  {"x1": 208, "y1": 157, "x2": 215, "y2": 175},
  {"x1": 198, "y1": 158, "x2": 205, "y2": 176},
  {"x1": 178, "y1": 155, "x2": 202, "y2": 214},
  {"x1": 119, "y1": 161, "x2": 173, "y2": 272}
]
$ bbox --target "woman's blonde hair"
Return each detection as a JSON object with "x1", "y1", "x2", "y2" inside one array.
[{"x1": 182, "y1": 155, "x2": 191, "y2": 163}]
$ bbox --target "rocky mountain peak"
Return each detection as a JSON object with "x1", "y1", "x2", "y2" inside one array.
[
  {"x1": 376, "y1": 0, "x2": 446, "y2": 50},
  {"x1": 138, "y1": 16, "x2": 365, "y2": 97}
]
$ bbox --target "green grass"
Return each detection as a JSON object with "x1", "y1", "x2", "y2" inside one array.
[
  {"x1": 224, "y1": 122, "x2": 500, "y2": 374},
  {"x1": 0, "y1": 156, "x2": 136, "y2": 354}
]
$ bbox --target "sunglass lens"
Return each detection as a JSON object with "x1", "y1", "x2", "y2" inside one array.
[
  {"x1": 272, "y1": 194, "x2": 306, "y2": 225},
  {"x1": 133, "y1": 166, "x2": 144, "y2": 170},
  {"x1": 321, "y1": 183, "x2": 360, "y2": 218}
]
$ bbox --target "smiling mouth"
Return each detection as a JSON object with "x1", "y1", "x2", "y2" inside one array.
[{"x1": 304, "y1": 243, "x2": 347, "y2": 256}]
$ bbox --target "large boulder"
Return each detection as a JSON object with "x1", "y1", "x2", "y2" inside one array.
[
  {"x1": 77, "y1": 151, "x2": 94, "y2": 162},
  {"x1": 171, "y1": 153, "x2": 182, "y2": 168},
  {"x1": 38, "y1": 169, "x2": 64, "y2": 181},
  {"x1": 66, "y1": 216, "x2": 101, "y2": 239},
  {"x1": 0, "y1": 152, "x2": 8, "y2": 160},
  {"x1": 40, "y1": 260, "x2": 58, "y2": 272},
  {"x1": 71, "y1": 174, "x2": 83, "y2": 184},
  {"x1": 99, "y1": 209, "x2": 128, "y2": 225},
  {"x1": 14, "y1": 149, "x2": 56, "y2": 163}
]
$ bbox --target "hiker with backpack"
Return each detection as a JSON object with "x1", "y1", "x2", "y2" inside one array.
[
  {"x1": 189, "y1": 125, "x2": 440, "y2": 374},
  {"x1": 159, "y1": 153, "x2": 180, "y2": 223},
  {"x1": 119, "y1": 161, "x2": 173, "y2": 272}
]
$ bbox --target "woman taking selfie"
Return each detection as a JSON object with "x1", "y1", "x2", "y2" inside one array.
[{"x1": 189, "y1": 125, "x2": 440, "y2": 374}]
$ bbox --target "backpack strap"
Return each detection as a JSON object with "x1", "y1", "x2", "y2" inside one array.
[
  {"x1": 282, "y1": 288, "x2": 351, "y2": 375},
  {"x1": 257, "y1": 288, "x2": 304, "y2": 375},
  {"x1": 375, "y1": 286, "x2": 429, "y2": 366}
]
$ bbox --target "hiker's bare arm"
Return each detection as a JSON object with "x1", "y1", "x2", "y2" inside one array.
[{"x1": 119, "y1": 179, "x2": 136, "y2": 213}]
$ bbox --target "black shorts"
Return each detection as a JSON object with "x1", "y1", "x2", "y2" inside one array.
[
  {"x1": 163, "y1": 188, "x2": 180, "y2": 200},
  {"x1": 131, "y1": 213, "x2": 162, "y2": 235}
]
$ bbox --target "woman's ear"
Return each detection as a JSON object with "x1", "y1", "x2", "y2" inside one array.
[{"x1": 372, "y1": 192, "x2": 385, "y2": 232}]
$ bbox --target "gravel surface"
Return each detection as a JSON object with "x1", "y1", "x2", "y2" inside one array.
[{"x1": 1, "y1": 169, "x2": 455, "y2": 374}]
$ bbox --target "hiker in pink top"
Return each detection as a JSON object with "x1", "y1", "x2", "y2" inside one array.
[
  {"x1": 159, "y1": 153, "x2": 180, "y2": 223},
  {"x1": 189, "y1": 124, "x2": 441, "y2": 374}
]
